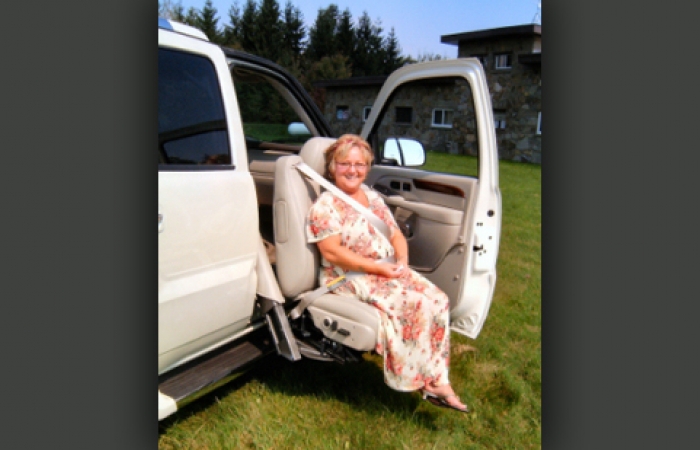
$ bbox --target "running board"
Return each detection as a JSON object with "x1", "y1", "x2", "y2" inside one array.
[{"x1": 158, "y1": 327, "x2": 275, "y2": 406}]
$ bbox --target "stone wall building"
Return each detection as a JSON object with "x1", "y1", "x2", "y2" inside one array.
[{"x1": 313, "y1": 24, "x2": 542, "y2": 164}]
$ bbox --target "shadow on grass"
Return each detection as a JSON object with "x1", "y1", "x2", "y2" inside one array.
[{"x1": 159, "y1": 352, "x2": 442, "y2": 434}]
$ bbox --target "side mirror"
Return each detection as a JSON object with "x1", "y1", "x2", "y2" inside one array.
[
  {"x1": 382, "y1": 138, "x2": 426, "y2": 167},
  {"x1": 287, "y1": 122, "x2": 311, "y2": 136}
]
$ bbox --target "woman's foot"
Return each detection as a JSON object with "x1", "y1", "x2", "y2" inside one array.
[{"x1": 422, "y1": 384, "x2": 468, "y2": 412}]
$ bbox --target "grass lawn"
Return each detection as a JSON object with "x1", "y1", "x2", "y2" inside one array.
[{"x1": 159, "y1": 153, "x2": 541, "y2": 449}]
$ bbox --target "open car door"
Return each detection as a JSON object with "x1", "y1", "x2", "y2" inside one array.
[{"x1": 360, "y1": 59, "x2": 501, "y2": 338}]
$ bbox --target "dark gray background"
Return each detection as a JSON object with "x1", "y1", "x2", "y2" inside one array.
[{"x1": 3, "y1": 1, "x2": 698, "y2": 448}]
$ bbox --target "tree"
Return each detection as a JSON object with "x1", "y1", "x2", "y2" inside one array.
[
  {"x1": 238, "y1": 0, "x2": 259, "y2": 53},
  {"x1": 223, "y1": 2, "x2": 243, "y2": 49},
  {"x1": 159, "y1": 0, "x2": 186, "y2": 22},
  {"x1": 352, "y1": 11, "x2": 384, "y2": 76},
  {"x1": 383, "y1": 27, "x2": 406, "y2": 73},
  {"x1": 197, "y1": 0, "x2": 223, "y2": 44},
  {"x1": 252, "y1": 0, "x2": 283, "y2": 61},
  {"x1": 413, "y1": 52, "x2": 448, "y2": 62},
  {"x1": 306, "y1": 4, "x2": 340, "y2": 61},
  {"x1": 184, "y1": 6, "x2": 199, "y2": 27},
  {"x1": 334, "y1": 9, "x2": 355, "y2": 62},
  {"x1": 306, "y1": 54, "x2": 353, "y2": 112},
  {"x1": 281, "y1": 1, "x2": 306, "y2": 58}
]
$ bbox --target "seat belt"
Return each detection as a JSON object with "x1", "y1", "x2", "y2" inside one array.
[
  {"x1": 294, "y1": 162, "x2": 391, "y2": 240},
  {"x1": 289, "y1": 162, "x2": 396, "y2": 320},
  {"x1": 289, "y1": 256, "x2": 396, "y2": 320}
]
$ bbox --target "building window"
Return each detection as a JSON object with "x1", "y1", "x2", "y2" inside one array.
[
  {"x1": 432, "y1": 108, "x2": 454, "y2": 128},
  {"x1": 473, "y1": 54, "x2": 488, "y2": 69},
  {"x1": 494, "y1": 110, "x2": 507, "y2": 129},
  {"x1": 395, "y1": 107, "x2": 413, "y2": 124},
  {"x1": 362, "y1": 106, "x2": 372, "y2": 122},
  {"x1": 537, "y1": 111, "x2": 542, "y2": 135},
  {"x1": 336, "y1": 106, "x2": 350, "y2": 121},
  {"x1": 494, "y1": 53, "x2": 512, "y2": 69}
]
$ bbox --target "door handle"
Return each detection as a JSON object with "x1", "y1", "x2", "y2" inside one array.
[{"x1": 158, "y1": 212, "x2": 164, "y2": 233}]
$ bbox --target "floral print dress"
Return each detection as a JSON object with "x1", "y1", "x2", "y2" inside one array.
[{"x1": 306, "y1": 188, "x2": 452, "y2": 392}]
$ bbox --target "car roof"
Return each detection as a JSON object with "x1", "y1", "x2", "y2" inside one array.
[{"x1": 158, "y1": 17, "x2": 208, "y2": 41}]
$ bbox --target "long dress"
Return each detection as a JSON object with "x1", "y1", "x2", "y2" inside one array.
[{"x1": 306, "y1": 187, "x2": 452, "y2": 391}]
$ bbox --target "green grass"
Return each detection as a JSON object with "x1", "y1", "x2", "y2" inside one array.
[
  {"x1": 243, "y1": 123, "x2": 309, "y2": 144},
  {"x1": 422, "y1": 151, "x2": 479, "y2": 178},
  {"x1": 159, "y1": 153, "x2": 541, "y2": 449}
]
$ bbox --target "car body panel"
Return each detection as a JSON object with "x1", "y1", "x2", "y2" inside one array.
[
  {"x1": 361, "y1": 60, "x2": 501, "y2": 338},
  {"x1": 158, "y1": 27, "x2": 259, "y2": 374}
]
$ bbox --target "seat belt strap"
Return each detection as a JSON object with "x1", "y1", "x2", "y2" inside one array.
[
  {"x1": 289, "y1": 256, "x2": 396, "y2": 320},
  {"x1": 294, "y1": 162, "x2": 391, "y2": 240}
]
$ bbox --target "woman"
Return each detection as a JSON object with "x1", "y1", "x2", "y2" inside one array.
[{"x1": 305, "y1": 134, "x2": 468, "y2": 412}]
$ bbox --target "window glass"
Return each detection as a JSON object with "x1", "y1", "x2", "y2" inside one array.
[
  {"x1": 158, "y1": 48, "x2": 230, "y2": 166},
  {"x1": 494, "y1": 53, "x2": 512, "y2": 69},
  {"x1": 367, "y1": 77, "x2": 479, "y2": 177},
  {"x1": 494, "y1": 110, "x2": 507, "y2": 129},
  {"x1": 432, "y1": 108, "x2": 454, "y2": 128},
  {"x1": 336, "y1": 106, "x2": 350, "y2": 121},
  {"x1": 231, "y1": 67, "x2": 313, "y2": 146},
  {"x1": 395, "y1": 107, "x2": 413, "y2": 124}
]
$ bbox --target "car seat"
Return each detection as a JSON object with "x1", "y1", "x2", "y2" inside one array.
[{"x1": 273, "y1": 137, "x2": 380, "y2": 352}]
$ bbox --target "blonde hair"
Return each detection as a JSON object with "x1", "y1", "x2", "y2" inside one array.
[{"x1": 324, "y1": 134, "x2": 374, "y2": 180}]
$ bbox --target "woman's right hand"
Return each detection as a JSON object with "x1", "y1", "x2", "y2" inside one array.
[{"x1": 375, "y1": 262, "x2": 408, "y2": 279}]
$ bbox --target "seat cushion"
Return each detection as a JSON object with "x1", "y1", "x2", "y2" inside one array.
[{"x1": 307, "y1": 293, "x2": 380, "y2": 351}]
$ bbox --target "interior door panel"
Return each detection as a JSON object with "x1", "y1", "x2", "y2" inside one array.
[{"x1": 366, "y1": 167, "x2": 479, "y2": 302}]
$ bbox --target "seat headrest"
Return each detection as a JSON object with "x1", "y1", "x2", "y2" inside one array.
[{"x1": 299, "y1": 137, "x2": 335, "y2": 176}]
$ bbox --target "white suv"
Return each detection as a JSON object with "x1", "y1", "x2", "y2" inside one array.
[{"x1": 158, "y1": 18, "x2": 502, "y2": 421}]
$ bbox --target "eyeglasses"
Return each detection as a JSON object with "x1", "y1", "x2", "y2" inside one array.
[{"x1": 336, "y1": 162, "x2": 368, "y2": 171}]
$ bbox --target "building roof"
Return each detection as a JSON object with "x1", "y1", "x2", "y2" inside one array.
[{"x1": 441, "y1": 24, "x2": 541, "y2": 46}]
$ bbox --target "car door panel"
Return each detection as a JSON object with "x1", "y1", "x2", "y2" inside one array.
[
  {"x1": 361, "y1": 59, "x2": 501, "y2": 338},
  {"x1": 366, "y1": 168, "x2": 478, "y2": 292},
  {"x1": 158, "y1": 32, "x2": 260, "y2": 373}
]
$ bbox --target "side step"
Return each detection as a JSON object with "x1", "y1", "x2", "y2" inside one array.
[{"x1": 158, "y1": 327, "x2": 275, "y2": 406}]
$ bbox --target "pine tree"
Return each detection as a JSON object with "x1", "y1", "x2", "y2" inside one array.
[
  {"x1": 238, "y1": 0, "x2": 259, "y2": 53},
  {"x1": 198, "y1": 0, "x2": 223, "y2": 44},
  {"x1": 253, "y1": 0, "x2": 283, "y2": 62},
  {"x1": 335, "y1": 9, "x2": 355, "y2": 62},
  {"x1": 223, "y1": 2, "x2": 242, "y2": 49},
  {"x1": 383, "y1": 27, "x2": 405, "y2": 73},
  {"x1": 306, "y1": 4, "x2": 339, "y2": 61},
  {"x1": 281, "y1": 1, "x2": 306, "y2": 58},
  {"x1": 184, "y1": 6, "x2": 199, "y2": 28},
  {"x1": 352, "y1": 12, "x2": 384, "y2": 76}
]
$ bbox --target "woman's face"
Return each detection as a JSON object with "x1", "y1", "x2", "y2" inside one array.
[{"x1": 332, "y1": 146, "x2": 369, "y2": 194}]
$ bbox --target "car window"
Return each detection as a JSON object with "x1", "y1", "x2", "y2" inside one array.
[
  {"x1": 158, "y1": 48, "x2": 231, "y2": 166},
  {"x1": 367, "y1": 76, "x2": 480, "y2": 178},
  {"x1": 231, "y1": 67, "x2": 313, "y2": 149}
]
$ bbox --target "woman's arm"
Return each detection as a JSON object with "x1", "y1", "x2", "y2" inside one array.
[
  {"x1": 390, "y1": 228, "x2": 409, "y2": 267},
  {"x1": 317, "y1": 234, "x2": 405, "y2": 278}
]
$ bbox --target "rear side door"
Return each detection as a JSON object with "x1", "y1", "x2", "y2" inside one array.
[
  {"x1": 158, "y1": 30, "x2": 259, "y2": 373},
  {"x1": 361, "y1": 60, "x2": 501, "y2": 338}
]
